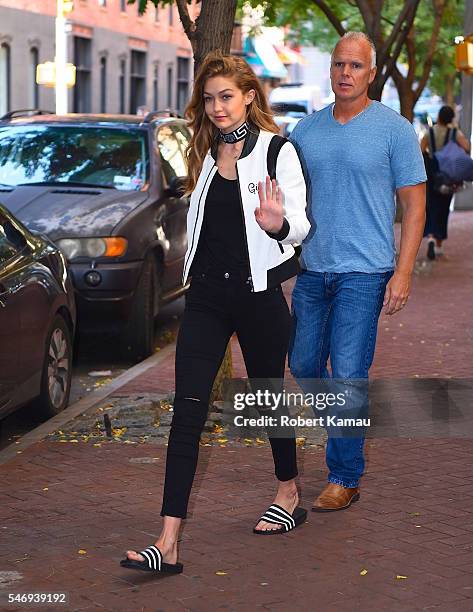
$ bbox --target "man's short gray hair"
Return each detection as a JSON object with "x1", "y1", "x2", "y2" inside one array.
[{"x1": 332, "y1": 31, "x2": 377, "y2": 69}]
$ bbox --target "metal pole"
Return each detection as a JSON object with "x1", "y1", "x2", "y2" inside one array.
[{"x1": 55, "y1": 0, "x2": 68, "y2": 114}]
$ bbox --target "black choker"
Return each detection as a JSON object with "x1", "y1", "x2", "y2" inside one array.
[{"x1": 219, "y1": 122, "x2": 249, "y2": 144}]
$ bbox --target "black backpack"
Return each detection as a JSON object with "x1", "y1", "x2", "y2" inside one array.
[
  {"x1": 425, "y1": 127, "x2": 458, "y2": 192},
  {"x1": 267, "y1": 134, "x2": 287, "y2": 180},
  {"x1": 266, "y1": 134, "x2": 302, "y2": 256}
]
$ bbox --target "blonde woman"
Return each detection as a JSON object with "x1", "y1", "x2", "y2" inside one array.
[{"x1": 121, "y1": 52, "x2": 310, "y2": 574}]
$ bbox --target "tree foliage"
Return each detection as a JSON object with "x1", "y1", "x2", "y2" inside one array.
[{"x1": 252, "y1": 0, "x2": 462, "y2": 120}]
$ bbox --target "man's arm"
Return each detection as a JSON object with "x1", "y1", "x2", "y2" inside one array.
[{"x1": 383, "y1": 183, "x2": 426, "y2": 315}]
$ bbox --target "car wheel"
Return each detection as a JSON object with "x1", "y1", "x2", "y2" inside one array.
[
  {"x1": 36, "y1": 315, "x2": 73, "y2": 418},
  {"x1": 121, "y1": 252, "x2": 160, "y2": 363}
]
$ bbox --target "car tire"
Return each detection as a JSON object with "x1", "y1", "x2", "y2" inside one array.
[
  {"x1": 36, "y1": 314, "x2": 73, "y2": 418},
  {"x1": 121, "y1": 252, "x2": 159, "y2": 363}
]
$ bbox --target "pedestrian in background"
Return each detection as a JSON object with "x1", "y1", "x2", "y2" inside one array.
[
  {"x1": 120, "y1": 52, "x2": 310, "y2": 575},
  {"x1": 289, "y1": 31, "x2": 426, "y2": 512},
  {"x1": 421, "y1": 105, "x2": 470, "y2": 260}
]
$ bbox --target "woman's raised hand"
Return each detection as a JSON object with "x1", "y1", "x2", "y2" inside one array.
[{"x1": 254, "y1": 176, "x2": 284, "y2": 234}]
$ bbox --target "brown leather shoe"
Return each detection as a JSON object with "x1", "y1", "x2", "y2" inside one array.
[{"x1": 311, "y1": 483, "x2": 360, "y2": 512}]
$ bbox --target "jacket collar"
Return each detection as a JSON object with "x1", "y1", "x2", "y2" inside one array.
[{"x1": 210, "y1": 124, "x2": 260, "y2": 161}]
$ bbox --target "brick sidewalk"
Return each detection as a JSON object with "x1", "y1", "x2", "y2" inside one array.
[{"x1": 1, "y1": 211, "x2": 473, "y2": 611}]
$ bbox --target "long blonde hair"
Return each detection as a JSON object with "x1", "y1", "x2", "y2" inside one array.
[{"x1": 185, "y1": 51, "x2": 279, "y2": 194}]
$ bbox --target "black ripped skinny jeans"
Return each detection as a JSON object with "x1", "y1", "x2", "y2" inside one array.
[{"x1": 160, "y1": 271, "x2": 297, "y2": 518}]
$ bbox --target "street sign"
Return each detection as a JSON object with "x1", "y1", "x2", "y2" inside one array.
[
  {"x1": 455, "y1": 40, "x2": 473, "y2": 74},
  {"x1": 36, "y1": 62, "x2": 76, "y2": 88}
]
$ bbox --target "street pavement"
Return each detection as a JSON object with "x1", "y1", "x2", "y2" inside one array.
[{"x1": 1, "y1": 211, "x2": 473, "y2": 611}]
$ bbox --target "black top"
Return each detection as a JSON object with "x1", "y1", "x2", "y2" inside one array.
[{"x1": 190, "y1": 171, "x2": 249, "y2": 276}]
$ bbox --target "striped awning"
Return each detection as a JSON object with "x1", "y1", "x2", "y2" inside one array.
[
  {"x1": 244, "y1": 37, "x2": 288, "y2": 80},
  {"x1": 275, "y1": 45, "x2": 307, "y2": 65}
]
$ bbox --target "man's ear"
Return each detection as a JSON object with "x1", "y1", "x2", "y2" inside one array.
[{"x1": 369, "y1": 66, "x2": 377, "y2": 85}]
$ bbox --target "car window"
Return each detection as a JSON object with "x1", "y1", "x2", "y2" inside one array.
[
  {"x1": 173, "y1": 124, "x2": 191, "y2": 160},
  {"x1": 156, "y1": 125, "x2": 187, "y2": 187},
  {"x1": 0, "y1": 125, "x2": 149, "y2": 191},
  {"x1": 0, "y1": 217, "x2": 27, "y2": 266}
]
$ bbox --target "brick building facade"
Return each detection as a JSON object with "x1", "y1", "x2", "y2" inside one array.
[{"x1": 0, "y1": 0, "x2": 195, "y2": 116}]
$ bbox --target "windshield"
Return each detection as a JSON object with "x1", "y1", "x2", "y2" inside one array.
[{"x1": 0, "y1": 125, "x2": 149, "y2": 190}]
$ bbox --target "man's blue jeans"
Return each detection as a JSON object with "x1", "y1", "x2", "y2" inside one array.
[{"x1": 289, "y1": 270, "x2": 393, "y2": 488}]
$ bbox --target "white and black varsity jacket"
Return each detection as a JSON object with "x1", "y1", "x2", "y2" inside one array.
[{"x1": 182, "y1": 127, "x2": 310, "y2": 292}]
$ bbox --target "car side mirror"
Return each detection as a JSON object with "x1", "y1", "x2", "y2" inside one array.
[{"x1": 166, "y1": 176, "x2": 187, "y2": 198}]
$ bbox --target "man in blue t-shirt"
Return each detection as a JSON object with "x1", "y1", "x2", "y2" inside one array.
[{"x1": 289, "y1": 31, "x2": 426, "y2": 511}]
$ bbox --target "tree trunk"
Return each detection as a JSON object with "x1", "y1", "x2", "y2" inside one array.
[
  {"x1": 398, "y1": 90, "x2": 415, "y2": 123},
  {"x1": 444, "y1": 74, "x2": 454, "y2": 107},
  {"x1": 210, "y1": 342, "x2": 233, "y2": 403},
  {"x1": 369, "y1": 77, "x2": 384, "y2": 102},
  {"x1": 188, "y1": 0, "x2": 238, "y2": 74},
  {"x1": 391, "y1": 69, "x2": 416, "y2": 122}
]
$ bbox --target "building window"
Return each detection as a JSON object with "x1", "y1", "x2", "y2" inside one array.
[
  {"x1": 153, "y1": 64, "x2": 159, "y2": 110},
  {"x1": 177, "y1": 57, "x2": 189, "y2": 114},
  {"x1": 98, "y1": 0, "x2": 107, "y2": 7},
  {"x1": 119, "y1": 59, "x2": 126, "y2": 114},
  {"x1": 130, "y1": 50, "x2": 146, "y2": 114},
  {"x1": 100, "y1": 56, "x2": 107, "y2": 113},
  {"x1": 30, "y1": 47, "x2": 39, "y2": 108},
  {"x1": 166, "y1": 65, "x2": 173, "y2": 108},
  {"x1": 168, "y1": 5, "x2": 173, "y2": 26},
  {"x1": 120, "y1": 0, "x2": 126, "y2": 11},
  {"x1": 0, "y1": 43, "x2": 11, "y2": 116},
  {"x1": 73, "y1": 37, "x2": 92, "y2": 113}
]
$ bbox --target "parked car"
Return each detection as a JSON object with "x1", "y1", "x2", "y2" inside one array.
[
  {"x1": 0, "y1": 204, "x2": 76, "y2": 420},
  {"x1": 269, "y1": 83, "x2": 323, "y2": 115},
  {"x1": 272, "y1": 105, "x2": 306, "y2": 138},
  {"x1": 0, "y1": 110, "x2": 190, "y2": 361}
]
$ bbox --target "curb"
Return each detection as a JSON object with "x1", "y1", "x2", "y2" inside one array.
[{"x1": 0, "y1": 344, "x2": 175, "y2": 466}]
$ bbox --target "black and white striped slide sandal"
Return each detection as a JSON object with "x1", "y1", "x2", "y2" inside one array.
[
  {"x1": 253, "y1": 503, "x2": 307, "y2": 535},
  {"x1": 120, "y1": 545, "x2": 183, "y2": 574}
]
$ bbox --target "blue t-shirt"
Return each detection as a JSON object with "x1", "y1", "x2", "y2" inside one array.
[{"x1": 290, "y1": 101, "x2": 426, "y2": 273}]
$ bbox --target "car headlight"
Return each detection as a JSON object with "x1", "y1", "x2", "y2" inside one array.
[{"x1": 57, "y1": 237, "x2": 128, "y2": 260}]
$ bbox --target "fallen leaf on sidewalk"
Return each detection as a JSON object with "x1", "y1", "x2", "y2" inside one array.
[
  {"x1": 255, "y1": 438, "x2": 266, "y2": 444},
  {"x1": 360, "y1": 569, "x2": 368, "y2": 576},
  {"x1": 78, "y1": 550, "x2": 87, "y2": 555},
  {"x1": 42, "y1": 487, "x2": 48, "y2": 491},
  {"x1": 112, "y1": 427, "x2": 127, "y2": 438},
  {"x1": 215, "y1": 571, "x2": 227, "y2": 576},
  {"x1": 93, "y1": 378, "x2": 113, "y2": 388},
  {"x1": 396, "y1": 575, "x2": 407, "y2": 580}
]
